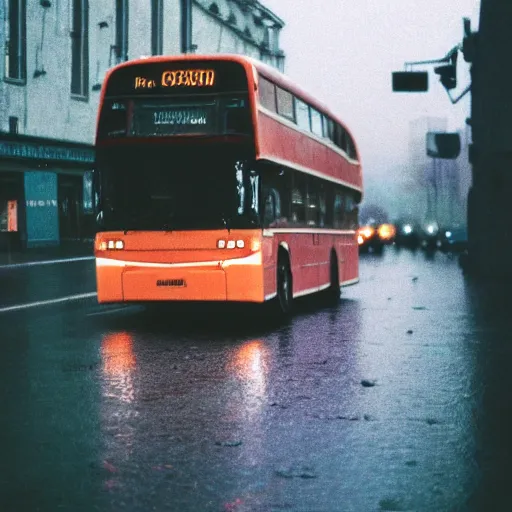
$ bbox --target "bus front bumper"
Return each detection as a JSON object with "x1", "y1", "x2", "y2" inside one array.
[{"x1": 95, "y1": 253, "x2": 265, "y2": 304}]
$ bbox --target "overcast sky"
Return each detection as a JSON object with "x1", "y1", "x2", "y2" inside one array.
[{"x1": 261, "y1": 0, "x2": 481, "y2": 182}]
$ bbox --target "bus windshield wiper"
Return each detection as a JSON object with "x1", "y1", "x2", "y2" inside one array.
[{"x1": 221, "y1": 214, "x2": 231, "y2": 234}]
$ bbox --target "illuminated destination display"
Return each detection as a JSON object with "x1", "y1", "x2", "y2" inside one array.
[
  {"x1": 152, "y1": 108, "x2": 208, "y2": 126},
  {"x1": 105, "y1": 60, "x2": 247, "y2": 97},
  {"x1": 131, "y1": 102, "x2": 215, "y2": 136},
  {"x1": 134, "y1": 69, "x2": 216, "y2": 90}
]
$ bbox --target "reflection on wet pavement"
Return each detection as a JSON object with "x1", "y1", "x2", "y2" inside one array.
[{"x1": 1, "y1": 249, "x2": 512, "y2": 510}]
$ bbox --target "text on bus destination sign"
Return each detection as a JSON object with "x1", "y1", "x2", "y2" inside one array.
[{"x1": 134, "y1": 69, "x2": 216, "y2": 89}]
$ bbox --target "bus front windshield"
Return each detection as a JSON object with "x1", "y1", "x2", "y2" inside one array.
[{"x1": 96, "y1": 145, "x2": 260, "y2": 231}]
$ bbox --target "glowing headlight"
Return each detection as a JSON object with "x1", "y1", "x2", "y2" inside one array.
[{"x1": 98, "y1": 239, "x2": 124, "y2": 251}]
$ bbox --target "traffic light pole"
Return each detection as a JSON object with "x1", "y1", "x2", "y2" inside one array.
[{"x1": 465, "y1": 0, "x2": 512, "y2": 277}]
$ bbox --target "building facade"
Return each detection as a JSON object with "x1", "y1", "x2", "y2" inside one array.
[{"x1": 0, "y1": 0, "x2": 285, "y2": 250}]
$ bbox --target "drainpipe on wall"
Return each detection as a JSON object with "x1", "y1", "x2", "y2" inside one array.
[{"x1": 181, "y1": 0, "x2": 192, "y2": 53}]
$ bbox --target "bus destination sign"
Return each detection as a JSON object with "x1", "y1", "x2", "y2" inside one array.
[
  {"x1": 131, "y1": 103, "x2": 214, "y2": 136},
  {"x1": 152, "y1": 107, "x2": 208, "y2": 126},
  {"x1": 105, "y1": 61, "x2": 248, "y2": 97},
  {"x1": 134, "y1": 69, "x2": 216, "y2": 90}
]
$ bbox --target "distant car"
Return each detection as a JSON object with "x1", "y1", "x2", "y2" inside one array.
[
  {"x1": 376, "y1": 223, "x2": 396, "y2": 245},
  {"x1": 357, "y1": 223, "x2": 395, "y2": 253},
  {"x1": 357, "y1": 224, "x2": 383, "y2": 253},
  {"x1": 438, "y1": 226, "x2": 468, "y2": 253},
  {"x1": 394, "y1": 221, "x2": 420, "y2": 248},
  {"x1": 419, "y1": 222, "x2": 439, "y2": 250}
]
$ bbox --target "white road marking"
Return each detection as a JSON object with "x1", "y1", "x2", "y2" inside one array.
[
  {"x1": 86, "y1": 305, "x2": 143, "y2": 316},
  {"x1": 0, "y1": 256, "x2": 95, "y2": 270},
  {"x1": 0, "y1": 292, "x2": 97, "y2": 314}
]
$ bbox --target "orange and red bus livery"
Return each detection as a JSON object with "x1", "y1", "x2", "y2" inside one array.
[{"x1": 93, "y1": 54, "x2": 362, "y2": 314}]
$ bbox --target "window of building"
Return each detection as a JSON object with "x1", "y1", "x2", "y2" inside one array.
[
  {"x1": 151, "y1": 0, "x2": 163, "y2": 55},
  {"x1": 276, "y1": 87, "x2": 294, "y2": 121},
  {"x1": 71, "y1": 0, "x2": 89, "y2": 98},
  {"x1": 5, "y1": 0, "x2": 26, "y2": 82},
  {"x1": 295, "y1": 99, "x2": 310, "y2": 132},
  {"x1": 115, "y1": 0, "x2": 129, "y2": 63},
  {"x1": 83, "y1": 171, "x2": 94, "y2": 213},
  {"x1": 258, "y1": 77, "x2": 276, "y2": 112},
  {"x1": 310, "y1": 108, "x2": 323, "y2": 138}
]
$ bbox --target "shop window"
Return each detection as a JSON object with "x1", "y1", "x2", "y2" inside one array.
[
  {"x1": 5, "y1": 0, "x2": 26, "y2": 82},
  {"x1": 0, "y1": 200, "x2": 18, "y2": 232},
  {"x1": 83, "y1": 171, "x2": 94, "y2": 213}
]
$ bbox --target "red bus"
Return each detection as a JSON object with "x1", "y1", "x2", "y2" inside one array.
[{"x1": 93, "y1": 54, "x2": 362, "y2": 315}]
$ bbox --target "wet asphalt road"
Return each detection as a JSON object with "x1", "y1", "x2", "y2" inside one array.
[{"x1": 1, "y1": 248, "x2": 511, "y2": 511}]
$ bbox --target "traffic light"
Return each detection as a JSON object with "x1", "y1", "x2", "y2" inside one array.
[{"x1": 434, "y1": 51, "x2": 458, "y2": 90}]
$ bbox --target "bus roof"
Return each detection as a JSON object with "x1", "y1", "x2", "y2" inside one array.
[{"x1": 102, "y1": 53, "x2": 359, "y2": 158}]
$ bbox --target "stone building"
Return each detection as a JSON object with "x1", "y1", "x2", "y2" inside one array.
[{"x1": 0, "y1": 0, "x2": 284, "y2": 250}]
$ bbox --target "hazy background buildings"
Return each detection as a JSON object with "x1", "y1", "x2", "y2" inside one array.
[{"x1": 0, "y1": 0, "x2": 285, "y2": 249}]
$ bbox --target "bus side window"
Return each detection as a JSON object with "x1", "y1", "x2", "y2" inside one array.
[
  {"x1": 333, "y1": 191, "x2": 344, "y2": 228},
  {"x1": 263, "y1": 187, "x2": 281, "y2": 227},
  {"x1": 306, "y1": 177, "x2": 319, "y2": 226},
  {"x1": 258, "y1": 77, "x2": 277, "y2": 112},
  {"x1": 295, "y1": 98, "x2": 310, "y2": 132},
  {"x1": 259, "y1": 163, "x2": 289, "y2": 226},
  {"x1": 291, "y1": 173, "x2": 306, "y2": 224},
  {"x1": 318, "y1": 183, "x2": 327, "y2": 227},
  {"x1": 345, "y1": 193, "x2": 358, "y2": 229}
]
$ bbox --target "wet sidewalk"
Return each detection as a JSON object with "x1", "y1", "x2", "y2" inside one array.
[{"x1": 0, "y1": 239, "x2": 94, "y2": 268}]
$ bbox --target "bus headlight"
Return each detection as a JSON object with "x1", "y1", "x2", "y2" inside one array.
[
  {"x1": 98, "y1": 239, "x2": 124, "y2": 251},
  {"x1": 217, "y1": 239, "x2": 248, "y2": 249}
]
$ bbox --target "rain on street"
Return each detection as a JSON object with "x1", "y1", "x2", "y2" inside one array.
[{"x1": 1, "y1": 247, "x2": 510, "y2": 512}]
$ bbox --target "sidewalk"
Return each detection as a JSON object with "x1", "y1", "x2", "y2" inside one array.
[{"x1": 0, "y1": 239, "x2": 94, "y2": 267}]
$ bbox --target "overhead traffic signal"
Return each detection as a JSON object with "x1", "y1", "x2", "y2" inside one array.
[{"x1": 434, "y1": 51, "x2": 458, "y2": 90}]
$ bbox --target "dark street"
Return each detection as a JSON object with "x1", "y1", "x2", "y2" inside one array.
[{"x1": 1, "y1": 248, "x2": 510, "y2": 511}]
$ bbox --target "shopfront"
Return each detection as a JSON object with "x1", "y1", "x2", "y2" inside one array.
[{"x1": 0, "y1": 133, "x2": 95, "y2": 251}]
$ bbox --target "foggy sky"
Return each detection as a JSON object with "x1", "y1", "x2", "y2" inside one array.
[{"x1": 262, "y1": 0, "x2": 481, "y2": 182}]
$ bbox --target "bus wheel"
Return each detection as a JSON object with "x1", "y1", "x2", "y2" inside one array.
[
  {"x1": 275, "y1": 253, "x2": 293, "y2": 316},
  {"x1": 324, "y1": 251, "x2": 340, "y2": 304}
]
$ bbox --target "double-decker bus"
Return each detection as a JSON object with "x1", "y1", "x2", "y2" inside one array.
[{"x1": 93, "y1": 54, "x2": 362, "y2": 315}]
